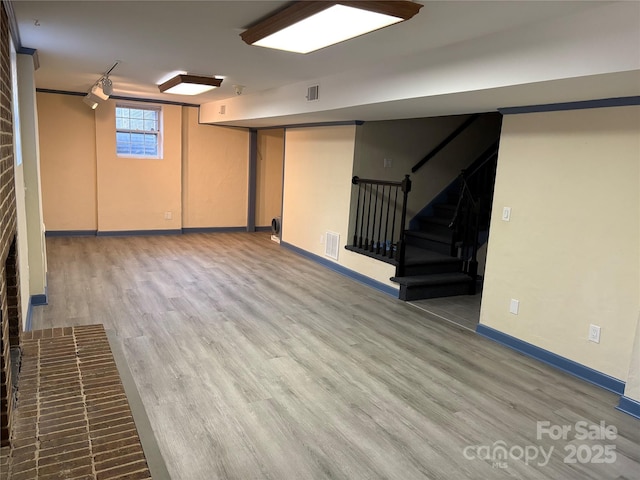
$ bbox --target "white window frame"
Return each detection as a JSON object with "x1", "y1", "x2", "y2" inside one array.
[{"x1": 115, "y1": 103, "x2": 163, "y2": 159}]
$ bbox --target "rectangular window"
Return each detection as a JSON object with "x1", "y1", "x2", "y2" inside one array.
[{"x1": 115, "y1": 105, "x2": 161, "y2": 158}]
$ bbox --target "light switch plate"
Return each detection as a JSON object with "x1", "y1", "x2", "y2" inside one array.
[
  {"x1": 509, "y1": 299, "x2": 519, "y2": 315},
  {"x1": 502, "y1": 207, "x2": 511, "y2": 222},
  {"x1": 588, "y1": 324, "x2": 601, "y2": 343}
]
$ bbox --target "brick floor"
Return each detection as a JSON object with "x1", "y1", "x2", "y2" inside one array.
[{"x1": 0, "y1": 325, "x2": 152, "y2": 479}]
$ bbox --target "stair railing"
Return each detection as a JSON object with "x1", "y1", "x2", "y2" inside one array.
[
  {"x1": 411, "y1": 114, "x2": 479, "y2": 174},
  {"x1": 449, "y1": 143, "x2": 499, "y2": 293},
  {"x1": 350, "y1": 175, "x2": 411, "y2": 274}
]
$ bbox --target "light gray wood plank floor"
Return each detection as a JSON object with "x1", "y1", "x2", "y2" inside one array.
[
  {"x1": 409, "y1": 295, "x2": 481, "y2": 332},
  {"x1": 32, "y1": 233, "x2": 639, "y2": 480}
]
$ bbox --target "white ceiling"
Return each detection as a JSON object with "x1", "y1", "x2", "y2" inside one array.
[{"x1": 11, "y1": 1, "x2": 640, "y2": 127}]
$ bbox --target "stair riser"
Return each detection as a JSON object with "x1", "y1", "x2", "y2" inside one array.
[
  {"x1": 433, "y1": 205, "x2": 456, "y2": 220},
  {"x1": 399, "y1": 282, "x2": 471, "y2": 301},
  {"x1": 405, "y1": 236, "x2": 452, "y2": 255},
  {"x1": 404, "y1": 261, "x2": 462, "y2": 276},
  {"x1": 416, "y1": 222, "x2": 453, "y2": 237}
]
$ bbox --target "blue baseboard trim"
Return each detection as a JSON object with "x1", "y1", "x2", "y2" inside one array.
[
  {"x1": 616, "y1": 396, "x2": 640, "y2": 420},
  {"x1": 97, "y1": 229, "x2": 183, "y2": 237},
  {"x1": 25, "y1": 302, "x2": 33, "y2": 332},
  {"x1": 476, "y1": 324, "x2": 625, "y2": 395},
  {"x1": 281, "y1": 241, "x2": 398, "y2": 297},
  {"x1": 499, "y1": 96, "x2": 640, "y2": 115},
  {"x1": 255, "y1": 226, "x2": 272, "y2": 232},
  {"x1": 46, "y1": 230, "x2": 98, "y2": 237},
  {"x1": 46, "y1": 228, "x2": 255, "y2": 237},
  {"x1": 26, "y1": 290, "x2": 49, "y2": 332},
  {"x1": 182, "y1": 227, "x2": 246, "y2": 234},
  {"x1": 31, "y1": 292, "x2": 48, "y2": 306}
]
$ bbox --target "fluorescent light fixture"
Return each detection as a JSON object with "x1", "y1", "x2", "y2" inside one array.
[
  {"x1": 158, "y1": 74, "x2": 223, "y2": 95},
  {"x1": 83, "y1": 92, "x2": 101, "y2": 109},
  {"x1": 241, "y1": 1, "x2": 422, "y2": 54}
]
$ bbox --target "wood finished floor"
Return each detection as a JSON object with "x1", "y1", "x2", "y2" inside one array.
[
  {"x1": 32, "y1": 233, "x2": 639, "y2": 480},
  {"x1": 409, "y1": 295, "x2": 481, "y2": 332}
]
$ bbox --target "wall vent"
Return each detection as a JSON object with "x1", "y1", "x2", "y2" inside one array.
[
  {"x1": 325, "y1": 231, "x2": 339, "y2": 260},
  {"x1": 219, "y1": 105, "x2": 226, "y2": 115},
  {"x1": 306, "y1": 85, "x2": 319, "y2": 102}
]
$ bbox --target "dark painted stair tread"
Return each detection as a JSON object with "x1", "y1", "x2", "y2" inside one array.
[
  {"x1": 390, "y1": 272, "x2": 472, "y2": 286},
  {"x1": 405, "y1": 230, "x2": 452, "y2": 245},
  {"x1": 404, "y1": 246, "x2": 459, "y2": 265}
]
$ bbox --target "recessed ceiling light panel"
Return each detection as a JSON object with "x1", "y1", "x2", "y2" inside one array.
[
  {"x1": 158, "y1": 74, "x2": 223, "y2": 95},
  {"x1": 241, "y1": 1, "x2": 422, "y2": 54}
]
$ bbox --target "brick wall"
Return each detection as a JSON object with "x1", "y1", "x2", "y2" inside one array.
[{"x1": 0, "y1": 1, "x2": 21, "y2": 447}]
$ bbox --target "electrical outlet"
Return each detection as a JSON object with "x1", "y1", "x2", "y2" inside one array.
[
  {"x1": 384, "y1": 158, "x2": 392, "y2": 168},
  {"x1": 509, "y1": 299, "x2": 519, "y2": 315},
  {"x1": 320, "y1": 235, "x2": 324, "y2": 244},
  {"x1": 588, "y1": 324, "x2": 601, "y2": 343},
  {"x1": 164, "y1": 211, "x2": 172, "y2": 220},
  {"x1": 502, "y1": 207, "x2": 511, "y2": 222}
]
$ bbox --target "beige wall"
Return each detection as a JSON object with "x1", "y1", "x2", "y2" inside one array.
[
  {"x1": 182, "y1": 107, "x2": 249, "y2": 228},
  {"x1": 256, "y1": 129, "x2": 284, "y2": 227},
  {"x1": 38, "y1": 92, "x2": 97, "y2": 231},
  {"x1": 96, "y1": 101, "x2": 182, "y2": 232},
  {"x1": 481, "y1": 106, "x2": 640, "y2": 381},
  {"x1": 282, "y1": 126, "x2": 397, "y2": 290},
  {"x1": 38, "y1": 96, "x2": 251, "y2": 232}
]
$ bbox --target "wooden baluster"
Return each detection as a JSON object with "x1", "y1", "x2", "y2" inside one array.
[
  {"x1": 383, "y1": 185, "x2": 391, "y2": 255},
  {"x1": 353, "y1": 180, "x2": 361, "y2": 247},
  {"x1": 364, "y1": 183, "x2": 373, "y2": 250},
  {"x1": 389, "y1": 186, "x2": 398, "y2": 259},
  {"x1": 370, "y1": 185, "x2": 378, "y2": 251}
]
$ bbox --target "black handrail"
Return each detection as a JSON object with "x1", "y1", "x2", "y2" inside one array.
[
  {"x1": 350, "y1": 175, "x2": 411, "y2": 274},
  {"x1": 462, "y1": 141, "x2": 500, "y2": 181},
  {"x1": 449, "y1": 141, "x2": 499, "y2": 228},
  {"x1": 449, "y1": 141, "x2": 500, "y2": 293},
  {"x1": 351, "y1": 177, "x2": 407, "y2": 187},
  {"x1": 411, "y1": 114, "x2": 480, "y2": 174}
]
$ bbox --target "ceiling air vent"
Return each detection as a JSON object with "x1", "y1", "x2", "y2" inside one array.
[
  {"x1": 325, "y1": 231, "x2": 339, "y2": 260},
  {"x1": 306, "y1": 84, "x2": 319, "y2": 102}
]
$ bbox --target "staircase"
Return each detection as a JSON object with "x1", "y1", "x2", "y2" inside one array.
[
  {"x1": 391, "y1": 193, "x2": 473, "y2": 301},
  {"x1": 346, "y1": 114, "x2": 500, "y2": 302},
  {"x1": 391, "y1": 142, "x2": 499, "y2": 300}
]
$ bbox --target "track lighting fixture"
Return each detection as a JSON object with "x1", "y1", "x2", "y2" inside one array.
[
  {"x1": 82, "y1": 92, "x2": 101, "y2": 110},
  {"x1": 91, "y1": 82, "x2": 109, "y2": 101},
  {"x1": 101, "y1": 77, "x2": 113, "y2": 96},
  {"x1": 82, "y1": 61, "x2": 118, "y2": 109}
]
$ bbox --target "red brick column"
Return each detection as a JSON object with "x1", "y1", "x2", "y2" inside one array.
[{"x1": 0, "y1": 1, "x2": 21, "y2": 447}]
